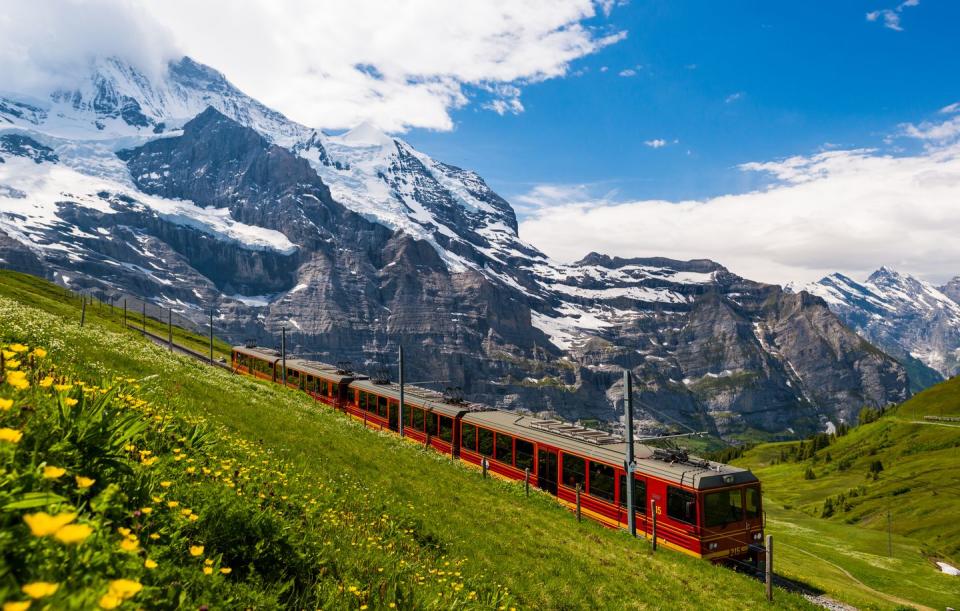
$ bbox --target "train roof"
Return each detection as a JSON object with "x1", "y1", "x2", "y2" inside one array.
[
  {"x1": 232, "y1": 345, "x2": 282, "y2": 362},
  {"x1": 463, "y1": 410, "x2": 757, "y2": 491},
  {"x1": 284, "y1": 358, "x2": 361, "y2": 383},
  {"x1": 350, "y1": 378, "x2": 488, "y2": 418}
]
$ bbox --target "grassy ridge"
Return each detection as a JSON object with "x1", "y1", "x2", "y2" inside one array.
[
  {"x1": 0, "y1": 270, "x2": 813, "y2": 609},
  {"x1": 734, "y1": 379, "x2": 960, "y2": 609}
]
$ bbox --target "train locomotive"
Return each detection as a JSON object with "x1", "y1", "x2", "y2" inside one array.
[{"x1": 232, "y1": 345, "x2": 765, "y2": 564}]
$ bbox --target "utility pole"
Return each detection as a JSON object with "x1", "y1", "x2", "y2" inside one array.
[
  {"x1": 280, "y1": 326, "x2": 287, "y2": 384},
  {"x1": 80, "y1": 299, "x2": 86, "y2": 328},
  {"x1": 208, "y1": 308, "x2": 214, "y2": 364},
  {"x1": 624, "y1": 370, "x2": 636, "y2": 538},
  {"x1": 765, "y1": 534, "x2": 774, "y2": 601},
  {"x1": 398, "y1": 345, "x2": 405, "y2": 437}
]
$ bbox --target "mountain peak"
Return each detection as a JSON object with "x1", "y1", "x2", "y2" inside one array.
[{"x1": 338, "y1": 121, "x2": 395, "y2": 148}]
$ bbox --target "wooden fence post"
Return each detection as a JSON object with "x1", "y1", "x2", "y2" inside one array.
[{"x1": 765, "y1": 534, "x2": 773, "y2": 602}]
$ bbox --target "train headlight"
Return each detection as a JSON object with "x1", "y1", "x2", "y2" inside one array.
[
  {"x1": 753, "y1": 532, "x2": 763, "y2": 541},
  {"x1": 708, "y1": 542, "x2": 718, "y2": 551}
]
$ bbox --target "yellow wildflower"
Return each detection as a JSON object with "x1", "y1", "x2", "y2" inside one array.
[
  {"x1": 75, "y1": 475, "x2": 95, "y2": 489},
  {"x1": 1, "y1": 350, "x2": 13, "y2": 359},
  {"x1": 219, "y1": 567, "x2": 232, "y2": 574},
  {"x1": 148, "y1": 533, "x2": 160, "y2": 540},
  {"x1": 31, "y1": 348, "x2": 47, "y2": 358},
  {"x1": 189, "y1": 545, "x2": 204, "y2": 556},
  {"x1": 0, "y1": 398, "x2": 13, "y2": 410},
  {"x1": 6, "y1": 371, "x2": 28, "y2": 390},
  {"x1": 21, "y1": 582, "x2": 58, "y2": 599},
  {"x1": 42, "y1": 466, "x2": 66, "y2": 479},
  {"x1": 166, "y1": 500, "x2": 179, "y2": 508},
  {"x1": 119, "y1": 538, "x2": 139, "y2": 552},
  {"x1": 0, "y1": 428, "x2": 22, "y2": 444},
  {"x1": 5, "y1": 359, "x2": 21, "y2": 369},
  {"x1": 140, "y1": 456, "x2": 158, "y2": 466},
  {"x1": 204, "y1": 558, "x2": 213, "y2": 566},
  {"x1": 144, "y1": 559, "x2": 158, "y2": 570},
  {"x1": 188, "y1": 514, "x2": 199, "y2": 522},
  {"x1": 98, "y1": 594, "x2": 120, "y2": 609},
  {"x1": 54, "y1": 384, "x2": 72, "y2": 392},
  {"x1": 107, "y1": 579, "x2": 142, "y2": 600},
  {"x1": 53, "y1": 523, "x2": 92, "y2": 544},
  {"x1": 159, "y1": 480, "x2": 172, "y2": 488},
  {"x1": 202, "y1": 566, "x2": 213, "y2": 575},
  {"x1": 39, "y1": 376, "x2": 53, "y2": 388},
  {"x1": 185, "y1": 466, "x2": 196, "y2": 474},
  {"x1": 23, "y1": 512, "x2": 76, "y2": 536},
  {"x1": 9, "y1": 344, "x2": 27, "y2": 353},
  {"x1": 140, "y1": 506, "x2": 153, "y2": 514},
  {"x1": 3, "y1": 601, "x2": 32, "y2": 611},
  {"x1": 64, "y1": 398, "x2": 78, "y2": 407}
]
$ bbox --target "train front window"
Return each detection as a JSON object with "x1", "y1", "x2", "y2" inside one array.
[
  {"x1": 745, "y1": 486, "x2": 761, "y2": 520},
  {"x1": 667, "y1": 486, "x2": 697, "y2": 525},
  {"x1": 704, "y1": 489, "x2": 744, "y2": 528}
]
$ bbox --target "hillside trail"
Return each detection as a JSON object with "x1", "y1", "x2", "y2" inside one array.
[{"x1": 780, "y1": 540, "x2": 935, "y2": 611}]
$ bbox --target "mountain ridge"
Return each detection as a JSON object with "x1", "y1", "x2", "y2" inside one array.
[{"x1": 0, "y1": 54, "x2": 910, "y2": 439}]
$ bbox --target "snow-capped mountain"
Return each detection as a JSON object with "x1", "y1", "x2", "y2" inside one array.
[
  {"x1": 0, "y1": 55, "x2": 909, "y2": 438},
  {"x1": 798, "y1": 267, "x2": 960, "y2": 386}
]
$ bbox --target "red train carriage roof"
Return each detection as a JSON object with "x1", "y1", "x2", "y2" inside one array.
[
  {"x1": 463, "y1": 410, "x2": 757, "y2": 491},
  {"x1": 232, "y1": 345, "x2": 282, "y2": 364},
  {"x1": 284, "y1": 358, "x2": 363, "y2": 384},
  {"x1": 350, "y1": 378, "x2": 488, "y2": 419}
]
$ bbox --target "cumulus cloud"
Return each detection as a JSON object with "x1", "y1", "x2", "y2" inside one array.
[
  {"x1": 725, "y1": 92, "x2": 744, "y2": 104},
  {"x1": 518, "y1": 116, "x2": 960, "y2": 285},
  {"x1": 0, "y1": 0, "x2": 625, "y2": 133},
  {"x1": 0, "y1": 0, "x2": 178, "y2": 95}
]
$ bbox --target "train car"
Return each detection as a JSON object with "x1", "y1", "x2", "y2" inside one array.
[
  {"x1": 461, "y1": 411, "x2": 763, "y2": 562},
  {"x1": 231, "y1": 346, "x2": 282, "y2": 382},
  {"x1": 280, "y1": 358, "x2": 359, "y2": 409},
  {"x1": 347, "y1": 379, "x2": 484, "y2": 456}
]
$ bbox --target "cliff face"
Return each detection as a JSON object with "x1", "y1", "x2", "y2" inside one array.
[{"x1": 0, "y1": 56, "x2": 911, "y2": 440}]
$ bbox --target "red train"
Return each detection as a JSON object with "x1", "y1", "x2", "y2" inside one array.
[{"x1": 232, "y1": 345, "x2": 765, "y2": 564}]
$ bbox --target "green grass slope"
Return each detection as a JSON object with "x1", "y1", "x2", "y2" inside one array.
[
  {"x1": 734, "y1": 378, "x2": 960, "y2": 610},
  {"x1": 0, "y1": 270, "x2": 813, "y2": 609}
]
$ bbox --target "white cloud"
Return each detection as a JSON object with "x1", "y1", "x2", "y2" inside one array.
[
  {"x1": 725, "y1": 91, "x2": 744, "y2": 104},
  {"x1": 0, "y1": 0, "x2": 625, "y2": 133},
  {"x1": 939, "y1": 101, "x2": 960, "y2": 114},
  {"x1": 644, "y1": 138, "x2": 667, "y2": 148},
  {"x1": 618, "y1": 68, "x2": 637, "y2": 77},
  {"x1": 900, "y1": 116, "x2": 960, "y2": 143},
  {"x1": 518, "y1": 131, "x2": 960, "y2": 285},
  {"x1": 866, "y1": 0, "x2": 920, "y2": 31}
]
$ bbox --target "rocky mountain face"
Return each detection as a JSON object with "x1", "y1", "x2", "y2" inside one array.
[
  {"x1": 798, "y1": 268, "x2": 960, "y2": 390},
  {"x1": 941, "y1": 276, "x2": 960, "y2": 305},
  {"x1": 0, "y1": 55, "x2": 910, "y2": 439}
]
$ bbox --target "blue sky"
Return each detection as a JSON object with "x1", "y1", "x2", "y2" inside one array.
[{"x1": 405, "y1": 0, "x2": 960, "y2": 206}]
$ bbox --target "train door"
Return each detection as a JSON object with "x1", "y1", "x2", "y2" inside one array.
[
  {"x1": 388, "y1": 400, "x2": 399, "y2": 431},
  {"x1": 537, "y1": 449, "x2": 558, "y2": 495}
]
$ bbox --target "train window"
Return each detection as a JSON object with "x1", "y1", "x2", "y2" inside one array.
[
  {"x1": 561, "y1": 454, "x2": 586, "y2": 489},
  {"x1": 359, "y1": 391, "x2": 368, "y2": 410},
  {"x1": 320, "y1": 380, "x2": 328, "y2": 396},
  {"x1": 704, "y1": 488, "x2": 744, "y2": 528},
  {"x1": 426, "y1": 413, "x2": 438, "y2": 436},
  {"x1": 745, "y1": 487, "x2": 761, "y2": 519},
  {"x1": 377, "y1": 396, "x2": 388, "y2": 418},
  {"x1": 617, "y1": 475, "x2": 646, "y2": 514},
  {"x1": 667, "y1": 486, "x2": 697, "y2": 525},
  {"x1": 412, "y1": 408, "x2": 425, "y2": 431},
  {"x1": 461, "y1": 423, "x2": 477, "y2": 451},
  {"x1": 439, "y1": 417, "x2": 453, "y2": 442},
  {"x1": 404, "y1": 405, "x2": 413, "y2": 427},
  {"x1": 478, "y1": 428, "x2": 494, "y2": 457},
  {"x1": 495, "y1": 433, "x2": 513, "y2": 465},
  {"x1": 515, "y1": 439, "x2": 534, "y2": 472},
  {"x1": 332, "y1": 383, "x2": 339, "y2": 397},
  {"x1": 588, "y1": 462, "x2": 615, "y2": 503}
]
